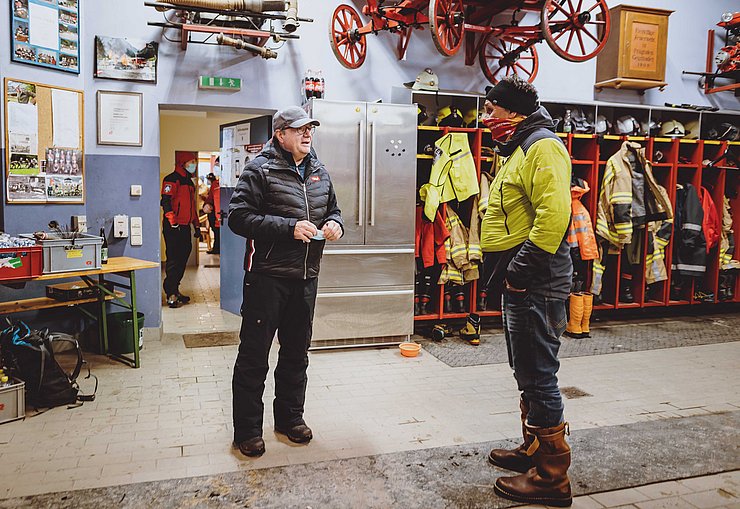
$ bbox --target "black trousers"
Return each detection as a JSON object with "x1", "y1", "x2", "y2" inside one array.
[
  {"x1": 232, "y1": 271, "x2": 318, "y2": 442},
  {"x1": 162, "y1": 221, "x2": 192, "y2": 296},
  {"x1": 207, "y1": 211, "x2": 220, "y2": 252}
]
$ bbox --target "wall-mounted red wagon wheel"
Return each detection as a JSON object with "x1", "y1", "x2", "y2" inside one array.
[
  {"x1": 329, "y1": 4, "x2": 367, "y2": 69},
  {"x1": 541, "y1": 0, "x2": 610, "y2": 62},
  {"x1": 429, "y1": 0, "x2": 465, "y2": 57},
  {"x1": 479, "y1": 34, "x2": 539, "y2": 85}
]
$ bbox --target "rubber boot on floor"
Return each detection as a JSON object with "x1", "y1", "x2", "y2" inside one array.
[
  {"x1": 564, "y1": 293, "x2": 583, "y2": 339},
  {"x1": 580, "y1": 293, "x2": 593, "y2": 338},
  {"x1": 459, "y1": 313, "x2": 480, "y2": 345}
]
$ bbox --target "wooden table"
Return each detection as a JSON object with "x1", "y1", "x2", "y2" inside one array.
[{"x1": 0, "y1": 257, "x2": 159, "y2": 368}]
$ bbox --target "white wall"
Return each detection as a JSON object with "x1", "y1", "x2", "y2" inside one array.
[{"x1": 2, "y1": 0, "x2": 739, "y2": 159}]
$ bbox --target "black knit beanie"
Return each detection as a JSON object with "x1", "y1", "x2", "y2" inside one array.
[{"x1": 486, "y1": 77, "x2": 539, "y2": 116}]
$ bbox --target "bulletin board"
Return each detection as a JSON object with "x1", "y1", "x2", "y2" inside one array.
[{"x1": 4, "y1": 77, "x2": 84, "y2": 204}]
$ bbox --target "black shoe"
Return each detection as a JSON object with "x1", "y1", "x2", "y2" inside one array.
[
  {"x1": 206, "y1": 250, "x2": 220, "y2": 255},
  {"x1": 166, "y1": 295, "x2": 179, "y2": 308},
  {"x1": 275, "y1": 423, "x2": 313, "y2": 444},
  {"x1": 176, "y1": 293, "x2": 190, "y2": 303},
  {"x1": 235, "y1": 436, "x2": 265, "y2": 457}
]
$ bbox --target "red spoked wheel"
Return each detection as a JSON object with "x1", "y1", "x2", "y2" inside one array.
[
  {"x1": 429, "y1": 0, "x2": 465, "y2": 57},
  {"x1": 329, "y1": 4, "x2": 367, "y2": 69},
  {"x1": 541, "y1": 0, "x2": 610, "y2": 62},
  {"x1": 479, "y1": 34, "x2": 539, "y2": 85}
]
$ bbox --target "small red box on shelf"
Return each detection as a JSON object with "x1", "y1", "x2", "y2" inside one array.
[{"x1": 0, "y1": 245, "x2": 43, "y2": 281}]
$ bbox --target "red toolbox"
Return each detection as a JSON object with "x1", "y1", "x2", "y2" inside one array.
[{"x1": 0, "y1": 246, "x2": 43, "y2": 281}]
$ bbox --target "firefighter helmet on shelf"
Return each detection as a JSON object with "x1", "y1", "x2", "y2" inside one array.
[
  {"x1": 463, "y1": 108, "x2": 479, "y2": 128},
  {"x1": 615, "y1": 115, "x2": 640, "y2": 136},
  {"x1": 404, "y1": 68, "x2": 439, "y2": 92},
  {"x1": 595, "y1": 115, "x2": 612, "y2": 135},
  {"x1": 417, "y1": 104, "x2": 429, "y2": 126},
  {"x1": 660, "y1": 120, "x2": 686, "y2": 138},
  {"x1": 436, "y1": 105, "x2": 464, "y2": 127},
  {"x1": 571, "y1": 108, "x2": 594, "y2": 134},
  {"x1": 708, "y1": 122, "x2": 740, "y2": 141},
  {"x1": 640, "y1": 119, "x2": 662, "y2": 137},
  {"x1": 684, "y1": 120, "x2": 701, "y2": 140}
]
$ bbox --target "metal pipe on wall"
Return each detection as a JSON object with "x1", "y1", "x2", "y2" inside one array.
[
  {"x1": 156, "y1": 0, "x2": 286, "y2": 12},
  {"x1": 216, "y1": 34, "x2": 278, "y2": 58}
]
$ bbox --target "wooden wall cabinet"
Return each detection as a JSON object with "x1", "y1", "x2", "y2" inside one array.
[{"x1": 595, "y1": 5, "x2": 673, "y2": 93}]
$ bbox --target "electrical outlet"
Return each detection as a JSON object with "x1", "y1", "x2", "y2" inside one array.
[
  {"x1": 130, "y1": 217, "x2": 143, "y2": 246},
  {"x1": 114, "y1": 215, "x2": 129, "y2": 238}
]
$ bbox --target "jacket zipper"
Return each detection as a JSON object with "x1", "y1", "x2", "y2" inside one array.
[
  {"x1": 265, "y1": 242, "x2": 275, "y2": 260},
  {"x1": 499, "y1": 180, "x2": 510, "y2": 235},
  {"x1": 302, "y1": 181, "x2": 310, "y2": 280}
]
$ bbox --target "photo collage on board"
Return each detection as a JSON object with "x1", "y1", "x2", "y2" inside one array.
[{"x1": 11, "y1": 0, "x2": 79, "y2": 73}]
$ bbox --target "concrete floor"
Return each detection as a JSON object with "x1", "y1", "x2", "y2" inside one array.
[{"x1": 0, "y1": 261, "x2": 737, "y2": 508}]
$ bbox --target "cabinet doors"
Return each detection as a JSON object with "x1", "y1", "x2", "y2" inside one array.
[{"x1": 310, "y1": 100, "x2": 366, "y2": 246}]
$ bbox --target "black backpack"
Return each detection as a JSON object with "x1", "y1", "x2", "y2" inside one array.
[{"x1": 0, "y1": 321, "x2": 96, "y2": 408}]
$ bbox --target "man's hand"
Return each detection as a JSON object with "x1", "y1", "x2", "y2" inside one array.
[
  {"x1": 322, "y1": 220, "x2": 342, "y2": 241},
  {"x1": 293, "y1": 220, "x2": 318, "y2": 243},
  {"x1": 194, "y1": 228, "x2": 202, "y2": 240},
  {"x1": 203, "y1": 203, "x2": 213, "y2": 214},
  {"x1": 505, "y1": 280, "x2": 526, "y2": 293}
]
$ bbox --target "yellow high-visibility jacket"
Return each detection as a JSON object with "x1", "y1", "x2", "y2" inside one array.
[{"x1": 419, "y1": 133, "x2": 479, "y2": 221}]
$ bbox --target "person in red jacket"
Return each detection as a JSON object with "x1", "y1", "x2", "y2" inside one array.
[
  {"x1": 161, "y1": 151, "x2": 201, "y2": 308},
  {"x1": 204, "y1": 171, "x2": 221, "y2": 254}
]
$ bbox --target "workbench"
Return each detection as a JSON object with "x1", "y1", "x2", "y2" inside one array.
[{"x1": 0, "y1": 257, "x2": 159, "y2": 368}]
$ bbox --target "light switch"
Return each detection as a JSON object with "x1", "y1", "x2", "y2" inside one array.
[
  {"x1": 130, "y1": 217, "x2": 143, "y2": 246},
  {"x1": 114, "y1": 215, "x2": 129, "y2": 238},
  {"x1": 130, "y1": 185, "x2": 142, "y2": 196}
]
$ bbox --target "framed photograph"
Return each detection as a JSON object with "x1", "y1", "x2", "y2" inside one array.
[
  {"x1": 10, "y1": 0, "x2": 80, "y2": 74},
  {"x1": 97, "y1": 90, "x2": 143, "y2": 146},
  {"x1": 94, "y1": 36, "x2": 158, "y2": 83}
]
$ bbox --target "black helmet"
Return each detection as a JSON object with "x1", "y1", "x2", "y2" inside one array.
[
  {"x1": 437, "y1": 105, "x2": 464, "y2": 127},
  {"x1": 571, "y1": 108, "x2": 594, "y2": 134},
  {"x1": 707, "y1": 122, "x2": 740, "y2": 141}
]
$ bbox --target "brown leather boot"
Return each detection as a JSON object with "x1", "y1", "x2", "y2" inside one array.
[
  {"x1": 494, "y1": 422, "x2": 572, "y2": 507},
  {"x1": 487, "y1": 397, "x2": 534, "y2": 473}
]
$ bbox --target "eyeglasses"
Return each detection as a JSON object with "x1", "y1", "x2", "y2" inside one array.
[{"x1": 284, "y1": 125, "x2": 316, "y2": 136}]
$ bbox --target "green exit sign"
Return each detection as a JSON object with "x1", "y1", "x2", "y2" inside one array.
[{"x1": 199, "y1": 76, "x2": 241, "y2": 91}]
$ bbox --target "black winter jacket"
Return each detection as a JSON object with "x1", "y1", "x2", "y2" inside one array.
[
  {"x1": 228, "y1": 139, "x2": 343, "y2": 279},
  {"x1": 672, "y1": 183, "x2": 706, "y2": 277}
]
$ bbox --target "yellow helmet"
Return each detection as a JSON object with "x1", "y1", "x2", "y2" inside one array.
[{"x1": 463, "y1": 108, "x2": 478, "y2": 127}]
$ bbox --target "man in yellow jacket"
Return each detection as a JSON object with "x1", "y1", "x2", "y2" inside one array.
[{"x1": 480, "y1": 76, "x2": 573, "y2": 507}]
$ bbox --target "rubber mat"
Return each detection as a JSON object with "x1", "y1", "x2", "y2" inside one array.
[
  {"x1": 2, "y1": 411, "x2": 738, "y2": 508},
  {"x1": 422, "y1": 314, "x2": 740, "y2": 367}
]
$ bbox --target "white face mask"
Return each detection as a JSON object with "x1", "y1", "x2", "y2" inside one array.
[{"x1": 185, "y1": 162, "x2": 197, "y2": 174}]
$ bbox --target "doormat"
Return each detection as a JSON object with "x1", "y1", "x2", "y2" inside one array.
[
  {"x1": 203, "y1": 264, "x2": 220, "y2": 268},
  {"x1": 182, "y1": 331, "x2": 239, "y2": 348}
]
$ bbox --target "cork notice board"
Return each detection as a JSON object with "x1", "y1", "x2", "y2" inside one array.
[{"x1": 3, "y1": 77, "x2": 84, "y2": 204}]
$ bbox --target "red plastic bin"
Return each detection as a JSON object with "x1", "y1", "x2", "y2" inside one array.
[{"x1": 0, "y1": 245, "x2": 43, "y2": 281}]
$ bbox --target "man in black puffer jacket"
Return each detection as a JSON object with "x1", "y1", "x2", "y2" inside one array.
[{"x1": 228, "y1": 106, "x2": 343, "y2": 458}]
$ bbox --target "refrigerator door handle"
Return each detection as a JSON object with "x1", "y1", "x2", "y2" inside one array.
[
  {"x1": 358, "y1": 121, "x2": 365, "y2": 227},
  {"x1": 369, "y1": 121, "x2": 376, "y2": 226}
]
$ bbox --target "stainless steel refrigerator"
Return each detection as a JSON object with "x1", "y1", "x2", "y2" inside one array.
[{"x1": 307, "y1": 99, "x2": 416, "y2": 347}]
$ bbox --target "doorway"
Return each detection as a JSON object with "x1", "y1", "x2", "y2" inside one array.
[{"x1": 158, "y1": 105, "x2": 271, "y2": 334}]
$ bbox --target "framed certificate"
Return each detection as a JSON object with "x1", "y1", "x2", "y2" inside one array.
[{"x1": 96, "y1": 90, "x2": 143, "y2": 146}]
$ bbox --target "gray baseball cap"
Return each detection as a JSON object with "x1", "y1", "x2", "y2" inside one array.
[{"x1": 273, "y1": 106, "x2": 321, "y2": 131}]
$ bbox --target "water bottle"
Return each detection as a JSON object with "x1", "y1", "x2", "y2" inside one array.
[
  {"x1": 316, "y1": 70, "x2": 325, "y2": 99},
  {"x1": 100, "y1": 227, "x2": 109, "y2": 264},
  {"x1": 563, "y1": 109, "x2": 573, "y2": 134}
]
